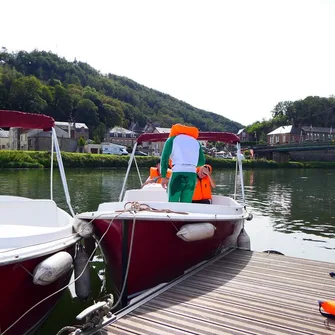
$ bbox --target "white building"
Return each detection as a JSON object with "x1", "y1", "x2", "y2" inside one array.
[
  {"x1": 109, "y1": 126, "x2": 137, "y2": 147},
  {"x1": 0, "y1": 128, "x2": 9, "y2": 150},
  {"x1": 150, "y1": 127, "x2": 171, "y2": 155}
]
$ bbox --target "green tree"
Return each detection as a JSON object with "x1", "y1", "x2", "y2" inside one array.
[
  {"x1": 93, "y1": 135, "x2": 101, "y2": 144},
  {"x1": 75, "y1": 98, "x2": 99, "y2": 129},
  {"x1": 53, "y1": 84, "x2": 73, "y2": 120},
  {"x1": 103, "y1": 103, "x2": 123, "y2": 128},
  {"x1": 92, "y1": 122, "x2": 107, "y2": 142},
  {"x1": 77, "y1": 136, "x2": 86, "y2": 153},
  {"x1": 8, "y1": 76, "x2": 47, "y2": 113}
]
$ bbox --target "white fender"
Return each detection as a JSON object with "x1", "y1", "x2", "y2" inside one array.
[
  {"x1": 74, "y1": 217, "x2": 94, "y2": 238},
  {"x1": 33, "y1": 251, "x2": 73, "y2": 285},
  {"x1": 177, "y1": 223, "x2": 216, "y2": 242},
  {"x1": 222, "y1": 220, "x2": 243, "y2": 247},
  {"x1": 237, "y1": 228, "x2": 251, "y2": 250}
]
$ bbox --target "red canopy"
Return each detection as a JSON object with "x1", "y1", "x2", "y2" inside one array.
[
  {"x1": 136, "y1": 132, "x2": 240, "y2": 144},
  {"x1": 0, "y1": 110, "x2": 55, "y2": 131}
]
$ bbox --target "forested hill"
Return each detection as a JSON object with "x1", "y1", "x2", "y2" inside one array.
[{"x1": 0, "y1": 50, "x2": 243, "y2": 139}]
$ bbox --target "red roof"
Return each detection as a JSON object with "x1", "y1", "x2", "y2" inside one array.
[
  {"x1": 0, "y1": 110, "x2": 55, "y2": 131},
  {"x1": 136, "y1": 132, "x2": 240, "y2": 144}
]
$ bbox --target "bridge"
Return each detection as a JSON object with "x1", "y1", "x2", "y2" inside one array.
[{"x1": 253, "y1": 141, "x2": 335, "y2": 162}]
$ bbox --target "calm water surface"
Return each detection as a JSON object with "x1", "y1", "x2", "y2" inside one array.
[
  {"x1": 2, "y1": 167, "x2": 334, "y2": 261},
  {"x1": 1, "y1": 167, "x2": 335, "y2": 333}
]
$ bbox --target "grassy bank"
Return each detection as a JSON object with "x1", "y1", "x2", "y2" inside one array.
[{"x1": 1, "y1": 150, "x2": 335, "y2": 169}]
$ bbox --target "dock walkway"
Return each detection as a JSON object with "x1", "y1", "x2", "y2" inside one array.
[{"x1": 106, "y1": 249, "x2": 335, "y2": 334}]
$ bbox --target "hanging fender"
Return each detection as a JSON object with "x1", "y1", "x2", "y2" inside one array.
[
  {"x1": 74, "y1": 244, "x2": 91, "y2": 300},
  {"x1": 177, "y1": 223, "x2": 216, "y2": 242},
  {"x1": 33, "y1": 251, "x2": 73, "y2": 285}
]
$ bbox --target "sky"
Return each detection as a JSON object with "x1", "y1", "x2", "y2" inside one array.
[{"x1": 2, "y1": 0, "x2": 335, "y2": 126}]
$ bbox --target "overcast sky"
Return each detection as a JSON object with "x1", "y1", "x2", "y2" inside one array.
[{"x1": 2, "y1": 0, "x2": 335, "y2": 126}]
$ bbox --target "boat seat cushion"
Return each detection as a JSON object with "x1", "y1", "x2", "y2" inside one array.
[{"x1": 123, "y1": 187, "x2": 168, "y2": 202}]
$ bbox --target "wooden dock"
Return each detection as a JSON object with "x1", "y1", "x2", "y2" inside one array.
[{"x1": 106, "y1": 249, "x2": 335, "y2": 334}]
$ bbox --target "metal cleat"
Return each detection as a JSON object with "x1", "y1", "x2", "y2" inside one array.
[
  {"x1": 76, "y1": 301, "x2": 107, "y2": 321},
  {"x1": 58, "y1": 295, "x2": 116, "y2": 335}
]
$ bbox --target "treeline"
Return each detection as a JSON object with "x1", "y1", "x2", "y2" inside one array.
[
  {"x1": 0, "y1": 49, "x2": 243, "y2": 140},
  {"x1": 247, "y1": 97, "x2": 335, "y2": 144}
]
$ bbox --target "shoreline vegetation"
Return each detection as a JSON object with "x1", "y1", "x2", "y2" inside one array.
[{"x1": 1, "y1": 150, "x2": 335, "y2": 169}]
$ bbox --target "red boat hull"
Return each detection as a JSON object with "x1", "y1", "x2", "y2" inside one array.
[
  {"x1": 0, "y1": 246, "x2": 75, "y2": 335},
  {"x1": 93, "y1": 219, "x2": 237, "y2": 298}
]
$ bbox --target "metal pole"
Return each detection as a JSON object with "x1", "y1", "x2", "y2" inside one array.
[{"x1": 119, "y1": 142, "x2": 138, "y2": 201}]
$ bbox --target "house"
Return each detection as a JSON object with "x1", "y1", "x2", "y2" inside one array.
[
  {"x1": 19, "y1": 126, "x2": 77, "y2": 152},
  {"x1": 267, "y1": 125, "x2": 335, "y2": 145},
  {"x1": 237, "y1": 128, "x2": 254, "y2": 142},
  {"x1": 129, "y1": 121, "x2": 145, "y2": 136},
  {"x1": 0, "y1": 128, "x2": 9, "y2": 150},
  {"x1": 150, "y1": 127, "x2": 171, "y2": 155},
  {"x1": 300, "y1": 126, "x2": 335, "y2": 142},
  {"x1": 55, "y1": 121, "x2": 89, "y2": 141},
  {"x1": 9, "y1": 128, "x2": 21, "y2": 150},
  {"x1": 267, "y1": 126, "x2": 300, "y2": 145},
  {"x1": 7, "y1": 121, "x2": 85, "y2": 152},
  {"x1": 109, "y1": 126, "x2": 137, "y2": 147},
  {"x1": 84, "y1": 143, "x2": 102, "y2": 154},
  {"x1": 142, "y1": 121, "x2": 160, "y2": 134}
]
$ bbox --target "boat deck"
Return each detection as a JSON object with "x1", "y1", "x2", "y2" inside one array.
[{"x1": 105, "y1": 249, "x2": 335, "y2": 335}]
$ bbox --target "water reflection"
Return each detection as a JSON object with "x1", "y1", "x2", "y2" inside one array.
[
  {"x1": 1, "y1": 168, "x2": 335, "y2": 238},
  {"x1": 239, "y1": 169, "x2": 335, "y2": 237}
]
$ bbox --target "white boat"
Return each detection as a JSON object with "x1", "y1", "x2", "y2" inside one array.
[
  {"x1": 76, "y1": 130, "x2": 253, "y2": 308},
  {"x1": 0, "y1": 110, "x2": 81, "y2": 335}
]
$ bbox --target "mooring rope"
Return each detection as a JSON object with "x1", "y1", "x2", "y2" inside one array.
[
  {"x1": 2, "y1": 201, "x2": 174, "y2": 335},
  {"x1": 117, "y1": 201, "x2": 189, "y2": 215}
]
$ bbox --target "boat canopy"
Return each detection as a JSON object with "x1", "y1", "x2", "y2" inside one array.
[
  {"x1": 0, "y1": 109, "x2": 75, "y2": 216},
  {"x1": 136, "y1": 131, "x2": 240, "y2": 144},
  {"x1": 0, "y1": 110, "x2": 55, "y2": 131}
]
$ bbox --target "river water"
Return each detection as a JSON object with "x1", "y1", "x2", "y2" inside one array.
[{"x1": 1, "y1": 167, "x2": 335, "y2": 333}]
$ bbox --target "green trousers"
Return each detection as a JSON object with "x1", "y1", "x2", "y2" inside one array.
[{"x1": 168, "y1": 172, "x2": 197, "y2": 203}]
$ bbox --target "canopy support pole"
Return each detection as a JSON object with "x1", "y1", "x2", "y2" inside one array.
[
  {"x1": 119, "y1": 142, "x2": 138, "y2": 201},
  {"x1": 52, "y1": 128, "x2": 75, "y2": 217}
]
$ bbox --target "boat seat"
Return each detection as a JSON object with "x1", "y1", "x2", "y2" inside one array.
[
  {"x1": 0, "y1": 198, "x2": 74, "y2": 249},
  {"x1": 123, "y1": 187, "x2": 168, "y2": 202},
  {"x1": 0, "y1": 225, "x2": 73, "y2": 250},
  {"x1": 0, "y1": 198, "x2": 59, "y2": 228}
]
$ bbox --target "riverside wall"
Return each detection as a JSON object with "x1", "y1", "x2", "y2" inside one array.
[{"x1": 289, "y1": 150, "x2": 335, "y2": 162}]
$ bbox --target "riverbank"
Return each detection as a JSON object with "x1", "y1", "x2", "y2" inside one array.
[{"x1": 1, "y1": 150, "x2": 335, "y2": 169}]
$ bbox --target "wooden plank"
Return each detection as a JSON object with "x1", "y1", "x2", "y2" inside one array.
[{"x1": 107, "y1": 250, "x2": 335, "y2": 334}]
